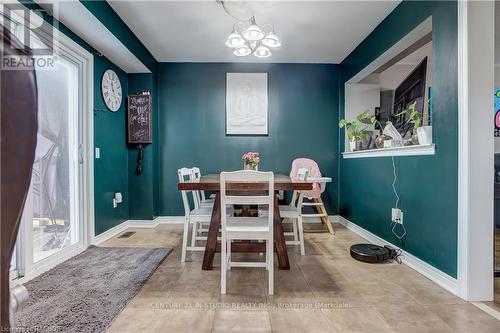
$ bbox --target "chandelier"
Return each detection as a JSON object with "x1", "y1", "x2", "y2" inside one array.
[{"x1": 218, "y1": 1, "x2": 281, "y2": 58}]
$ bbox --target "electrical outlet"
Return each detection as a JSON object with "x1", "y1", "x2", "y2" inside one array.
[{"x1": 391, "y1": 208, "x2": 403, "y2": 224}]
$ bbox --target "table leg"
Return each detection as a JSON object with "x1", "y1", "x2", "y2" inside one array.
[
  {"x1": 202, "y1": 193, "x2": 221, "y2": 270},
  {"x1": 273, "y1": 194, "x2": 290, "y2": 270}
]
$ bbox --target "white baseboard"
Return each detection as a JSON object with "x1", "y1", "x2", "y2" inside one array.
[
  {"x1": 127, "y1": 219, "x2": 161, "y2": 228},
  {"x1": 91, "y1": 219, "x2": 130, "y2": 245},
  {"x1": 155, "y1": 216, "x2": 185, "y2": 224},
  {"x1": 471, "y1": 302, "x2": 500, "y2": 321},
  {"x1": 336, "y1": 215, "x2": 459, "y2": 296}
]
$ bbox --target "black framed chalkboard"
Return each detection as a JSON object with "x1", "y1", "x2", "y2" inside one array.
[{"x1": 127, "y1": 94, "x2": 152, "y2": 144}]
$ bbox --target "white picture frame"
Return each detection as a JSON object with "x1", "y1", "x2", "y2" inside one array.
[{"x1": 226, "y1": 73, "x2": 268, "y2": 136}]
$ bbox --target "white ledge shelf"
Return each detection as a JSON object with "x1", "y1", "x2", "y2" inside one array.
[{"x1": 342, "y1": 144, "x2": 435, "y2": 159}]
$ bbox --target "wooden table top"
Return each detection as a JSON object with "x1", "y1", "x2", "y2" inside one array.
[{"x1": 178, "y1": 174, "x2": 313, "y2": 191}]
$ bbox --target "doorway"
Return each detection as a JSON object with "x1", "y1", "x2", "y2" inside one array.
[{"x1": 4, "y1": 7, "x2": 94, "y2": 282}]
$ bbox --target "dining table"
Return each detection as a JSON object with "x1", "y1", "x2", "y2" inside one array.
[{"x1": 177, "y1": 173, "x2": 313, "y2": 270}]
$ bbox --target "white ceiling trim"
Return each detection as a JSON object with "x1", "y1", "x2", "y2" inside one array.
[{"x1": 35, "y1": 0, "x2": 150, "y2": 73}]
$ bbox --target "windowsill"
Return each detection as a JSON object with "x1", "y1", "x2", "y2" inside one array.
[{"x1": 342, "y1": 144, "x2": 435, "y2": 159}]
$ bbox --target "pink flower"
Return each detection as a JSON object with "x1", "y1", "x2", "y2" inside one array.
[{"x1": 242, "y1": 152, "x2": 260, "y2": 163}]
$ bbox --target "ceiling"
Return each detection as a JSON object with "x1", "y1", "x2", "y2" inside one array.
[
  {"x1": 397, "y1": 41, "x2": 432, "y2": 66},
  {"x1": 35, "y1": 0, "x2": 150, "y2": 73},
  {"x1": 108, "y1": 0, "x2": 400, "y2": 63}
]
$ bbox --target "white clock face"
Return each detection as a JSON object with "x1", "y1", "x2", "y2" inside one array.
[{"x1": 101, "y1": 69, "x2": 122, "y2": 112}]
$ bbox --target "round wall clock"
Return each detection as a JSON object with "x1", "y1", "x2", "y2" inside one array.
[{"x1": 101, "y1": 69, "x2": 122, "y2": 112}]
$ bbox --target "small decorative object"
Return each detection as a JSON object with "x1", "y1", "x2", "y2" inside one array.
[
  {"x1": 417, "y1": 126, "x2": 433, "y2": 145},
  {"x1": 396, "y1": 101, "x2": 432, "y2": 145},
  {"x1": 375, "y1": 134, "x2": 392, "y2": 149},
  {"x1": 127, "y1": 93, "x2": 152, "y2": 144},
  {"x1": 226, "y1": 73, "x2": 268, "y2": 136},
  {"x1": 242, "y1": 152, "x2": 260, "y2": 170},
  {"x1": 101, "y1": 69, "x2": 122, "y2": 112},
  {"x1": 383, "y1": 121, "x2": 403, "y2": 143},
  {"x1": 339, "y1": 111, "x2": 371, "y2": 152},
  {"x1": 135, "y1": 144, "x2": 144, "y2": 175},
  {"x1": 368, "y1": 115, "x2": 392, "y2": 149}
]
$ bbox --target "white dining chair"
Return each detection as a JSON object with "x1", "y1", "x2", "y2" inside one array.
[
  {"x1": 189, "y1": 167, "x2": 214, "y2": 243},
  {"x1": 220, "y1": 170, "x2": 274, "y2": 295},
  {"x1": 259, "y1": 168, "x2": 309, "y2": 255},
  {"x1": 191, "y1": 167, "x2": 214, "y2": 208},
  {"x1": 178, "y1": 167, "x2": 230, "y2": 262}
]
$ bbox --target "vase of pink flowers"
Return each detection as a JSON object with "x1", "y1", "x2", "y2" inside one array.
[{"x1": 242, "y1": 152, "x2": 260, "y2": 171}]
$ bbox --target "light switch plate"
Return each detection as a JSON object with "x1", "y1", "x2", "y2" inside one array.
[{"x1": 95, "y1": 147, "x2": 100, "y2": 159}]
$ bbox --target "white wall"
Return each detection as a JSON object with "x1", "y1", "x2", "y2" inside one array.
[
  {"x1": 379, "y1": 64, "x2": 416, "y2": 90},
  {"x1": 344, "y1": 83, "x2": 380, "y2": 150}
]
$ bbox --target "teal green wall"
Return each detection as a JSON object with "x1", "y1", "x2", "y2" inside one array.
[
  {"x1": 81, "y1": 0, "x2": 160, "y2": 222},
  {"x1": 22, "y1": 0, "x2": 159, "y2": 234},
  {"x1": 127, "y1": 72, "x2": 160, "y2": 219},
  {"x1": 94, "y1": 58, "x2": 130, "y2": 235},
  {"x1": 159, "y1": 63, "x2": 339, "y2": 216},
  {"x1": 339, "y1": 1, "x2": 458, "y2": 277}
]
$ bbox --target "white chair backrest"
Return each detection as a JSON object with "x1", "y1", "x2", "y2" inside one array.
[
  {"x1": 190, "y1": 167, "x2": 207, "y2": 202},
  {"x1": 191, "y1": 167, "x2": 201, "y2": 182},
  {"x1": 178, "y1": 167, "x2": 192, "y2": 183},
  {"x1": 220, "y1": 170, "x2": 274, "y2": 231},
  {"x1": 178, "y1": 167, "x2": 196, "y2": 216}
]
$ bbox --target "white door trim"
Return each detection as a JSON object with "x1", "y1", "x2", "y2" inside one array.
[
  {"x1": 457, "y1": 0, "x2": 495, "y2": 301},
  {"x1": 5, "y1": 2, "x2": 94, "y2": 281},
  {"x1": 457, "y1": 0, "x2": 470, "y2": 301}
]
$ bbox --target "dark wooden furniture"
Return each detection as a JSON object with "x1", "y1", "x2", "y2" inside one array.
[
  {"x1": 393, "y1": 57, "x2": 428, "y2": 134},
  {"x1": 178, "y1": 174, "x2": 313, "y2": 270}
]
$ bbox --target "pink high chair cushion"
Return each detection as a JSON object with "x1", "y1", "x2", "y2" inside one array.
[{"x1": 289, "y1": 158, "x2": 323, "y2": 199}]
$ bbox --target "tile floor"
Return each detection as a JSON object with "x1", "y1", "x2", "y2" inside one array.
[{"x1": 102, "y1": 223, "x2": 500, "y2": 333}]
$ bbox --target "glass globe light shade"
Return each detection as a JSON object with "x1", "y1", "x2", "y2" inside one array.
[
  {"x1": 262, "y1": 32, "x2": 281, "y2": 48},
  {"x1": 253, "y1": 45, "x2": 271, "y2": 58},
  {"x1": 234, "y1": 45, "x2": 251, "y2": 57},
  {"x1": 243, "y1": 24, "x2": 265, "y2": 41},
  {"x1": 225, "y1": 31, "x2": 245, "y2": 48}
]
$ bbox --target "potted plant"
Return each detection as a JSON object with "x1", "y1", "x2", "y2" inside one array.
[
  {"x1": 396, "y1": 101, "x2": 432, "y2": 145},
  {"x1": 242, "y1": 152, "x2": 260, "y2": 170},
  {"x1": 339, "y1": 111, "x2": 370, "y2": 151}
]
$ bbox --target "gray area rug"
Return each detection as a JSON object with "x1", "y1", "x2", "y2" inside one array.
[{"x1": 14, "y1": 246, "x2": 172, "y2": 333}]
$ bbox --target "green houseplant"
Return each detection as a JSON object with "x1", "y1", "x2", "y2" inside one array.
[
  {"x1": 396, "y1": 101, "x2": 432, "y2": 145},
  {"x1": 339, "y1": 111, "x2": 371, "y2": 151}
]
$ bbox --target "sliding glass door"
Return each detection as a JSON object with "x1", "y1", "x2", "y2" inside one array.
[
  {"x1": 21, "y1": 54, "x2": 82, "y2": 266},
  {"x1": 4, "y1": 10, "x2": 91, "y2": 280}
]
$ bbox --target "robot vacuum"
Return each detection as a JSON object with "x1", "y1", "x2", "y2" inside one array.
[{"x1": 350, "y1": 243, "x2": 398, "y2": 263}]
